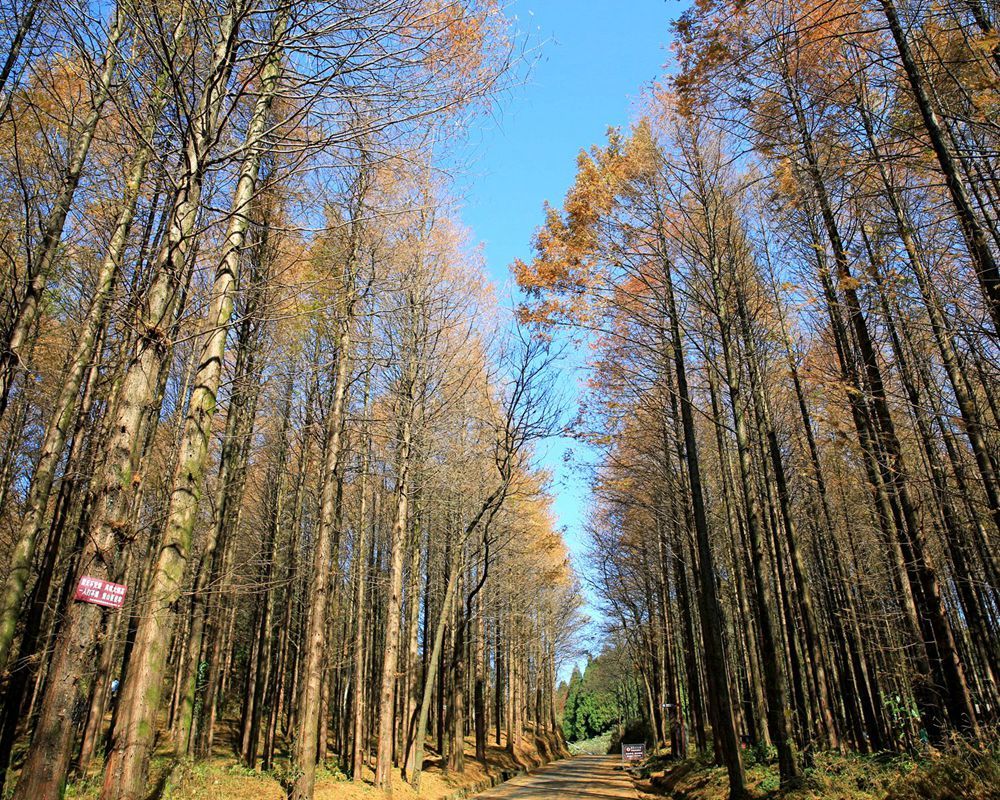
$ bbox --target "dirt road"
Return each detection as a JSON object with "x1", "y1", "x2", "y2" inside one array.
[{"x1": 472, "y1": 755, "x2": 639, "y2": 799}]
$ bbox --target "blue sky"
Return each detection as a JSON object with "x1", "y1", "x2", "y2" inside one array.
[{"x1": 456, "y1": 0, "x2": 685, "y2": 658}]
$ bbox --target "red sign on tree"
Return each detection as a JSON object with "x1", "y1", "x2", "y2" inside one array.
[{"x1": 74, "y1": 576, "x2": 127, "y2": 609}]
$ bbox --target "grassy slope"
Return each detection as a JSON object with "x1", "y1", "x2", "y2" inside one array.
[
  {"x1": 634, "y1": 742, "x2": 1000, "y2": 800},
  {"x1": 61, "y1": 730, "x2": 569, "y2": 800}
]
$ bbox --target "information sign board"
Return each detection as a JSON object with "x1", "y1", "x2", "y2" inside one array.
[
  {"x1": 74, "y1": 576, "x2": 127, "y2": 609},
  {"x1": 622, "y1": 743, "x2": 645, "y2": 763}
]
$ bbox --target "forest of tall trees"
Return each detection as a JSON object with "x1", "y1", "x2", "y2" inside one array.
[
  {"x1": 2, "y1": 0, "x2": 999, "y2": 798},
  {"x1": 516, "y1": 0, "x2": 999, "y2": 796},
  {"x1": 0, "y1": 2, "x2": 581, "y2": 799}
]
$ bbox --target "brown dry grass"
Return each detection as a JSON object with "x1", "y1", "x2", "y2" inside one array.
[
  {"x1": 165, "y1": 734, "x2": 561, "y2": 800},
  {"x1": 634, "y1": 743, "x2": 1000, "y2": 800},
  {"x1": 61, "y1": 728, "x2": 567, "y2": 800}
]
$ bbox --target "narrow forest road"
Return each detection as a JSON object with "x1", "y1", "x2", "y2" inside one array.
[{"x1": 473, "y1": 755, "x2": 639, "y2": 799}]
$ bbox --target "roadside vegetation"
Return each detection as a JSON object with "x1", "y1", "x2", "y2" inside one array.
[{"x1": 636, "y1": 741, "x2": 1000, "y2": 800}]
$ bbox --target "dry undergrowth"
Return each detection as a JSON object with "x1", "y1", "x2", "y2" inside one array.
[
  {"x1": 634, "y1": 741, "x2": 1000, "y2": 800},
  {"x1": 62, "y1": 731, "x2": 566, "y2": 800}
]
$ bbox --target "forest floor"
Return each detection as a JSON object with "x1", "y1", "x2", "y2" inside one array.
[
  {"x1": 633, "y1": 741, "x2": 1000, "y2": 800},
  {"x1": 60, "y1": 727, "x2": 568, "y2": 800}
]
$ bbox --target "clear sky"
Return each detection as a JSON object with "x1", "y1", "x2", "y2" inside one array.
[{"x1": 456, "y1": 0, "x2": 686, "y2": 657}]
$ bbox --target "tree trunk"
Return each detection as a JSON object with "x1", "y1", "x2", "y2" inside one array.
[
  {"x1": 374, "y1": 394, "x2": 415, "y2": 792},
  {"x1": 350, "y1": 400, "x2": 373, "y2": 780},
  {"x1": 408, "y1": 561, "x2": 460, "y2": 791},
  {"x1": 658, "y1": 239, "x2": 746, "y2": 796},
  {"x1": 101, "y1": 21, "x2": 284, "y2": 796}
]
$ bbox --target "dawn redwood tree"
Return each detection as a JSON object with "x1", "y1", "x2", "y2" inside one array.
[
  {"x1": 99, "y1": 10, "x2": 288, "y2": 797},
  {"x1": 513, "y1": 122, "x2": 750, "y2": 798},
  {"x1": 513, "y1": 9, "x2": 999, "y2": 779},
  {"x1": 8, "y1": 0, "x2": 250, "y2": 794}
]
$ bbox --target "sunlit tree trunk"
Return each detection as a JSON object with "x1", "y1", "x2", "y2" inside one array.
[
  {"x1": 101, "y1": 18, "x2": 285, "y2": 795},
  {"x1": 0, "y1": 69, "x2": 166, "y2": 689},
  {"x1": 290, "y1": 313, "x2": 354, "y2": 799}
]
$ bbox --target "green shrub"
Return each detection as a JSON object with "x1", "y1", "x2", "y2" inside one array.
[{"x1": 742, "y1": 742, "x2": 777, "y2": 768}]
